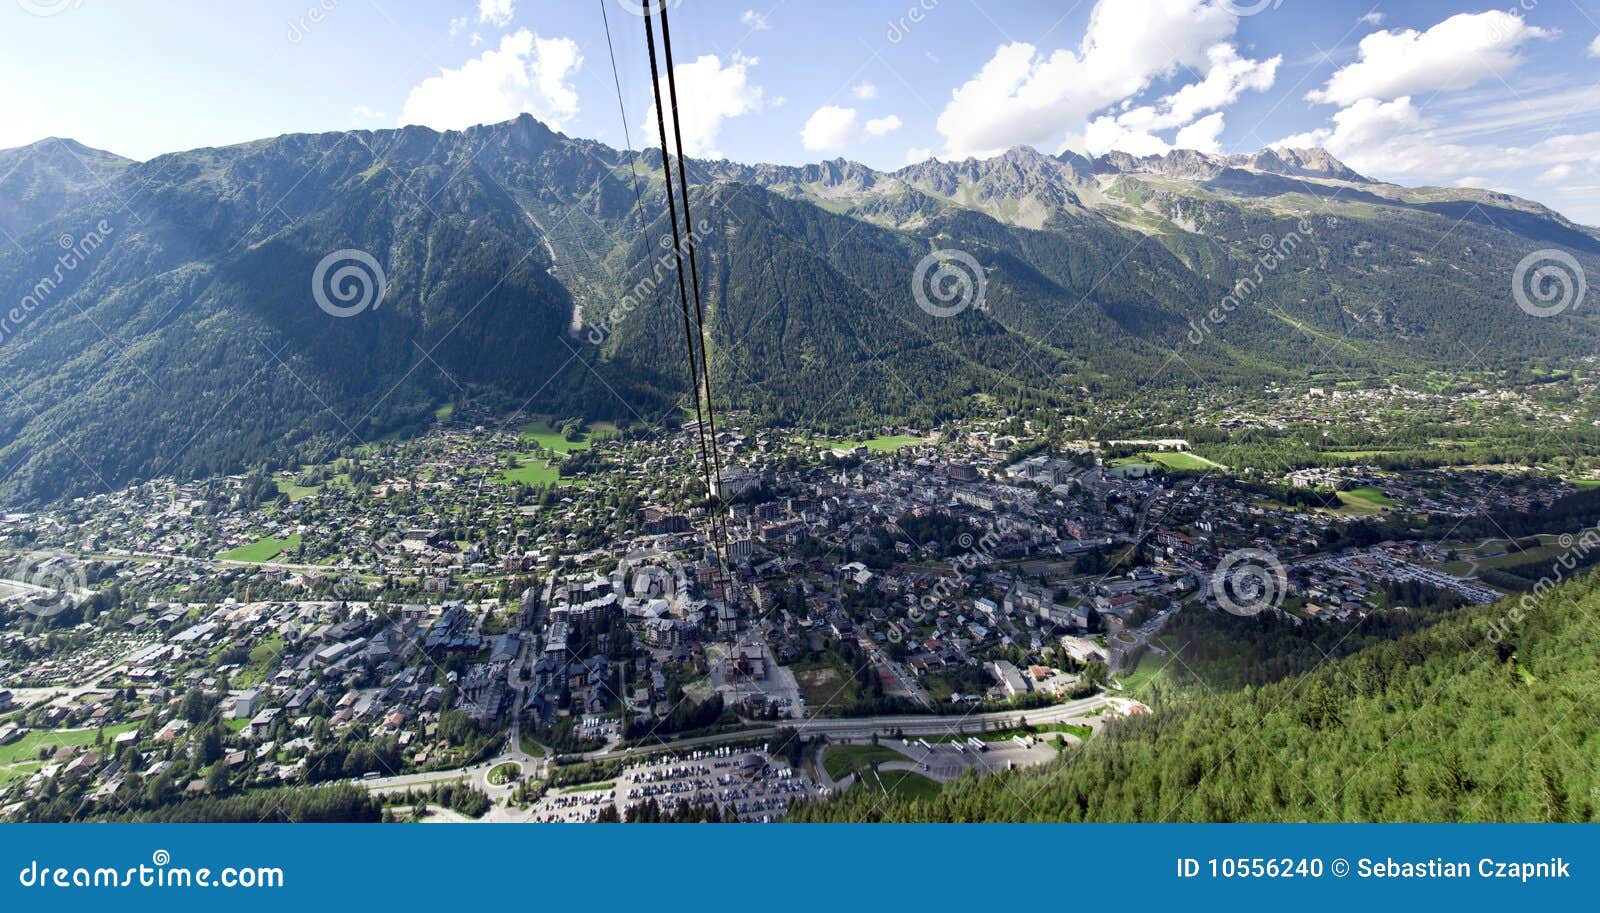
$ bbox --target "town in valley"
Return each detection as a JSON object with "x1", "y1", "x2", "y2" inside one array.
[{"x1": 3, "y1": 371, "x2": 1594, "y2": 823}]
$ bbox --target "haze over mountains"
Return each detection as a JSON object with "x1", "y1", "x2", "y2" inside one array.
[{"x1": 0, "y1": 114, "x2": 1596, "y2": 505}]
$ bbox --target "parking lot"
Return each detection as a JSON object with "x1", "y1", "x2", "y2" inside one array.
[{"x1": 528, "y1": 747, "x2": 821, "y2": 823}]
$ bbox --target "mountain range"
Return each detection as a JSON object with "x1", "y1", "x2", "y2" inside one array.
[{"x1": 0, "y1": 114, "x2": 1596, "y2": 504}]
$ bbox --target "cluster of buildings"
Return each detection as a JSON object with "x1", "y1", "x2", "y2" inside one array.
[{"x1": 1, "y1": 395, "x2": 1588, "y2": 821}]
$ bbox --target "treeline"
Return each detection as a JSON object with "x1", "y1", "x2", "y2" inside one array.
[
  {"x1": 1404, "y1": 485, "x2": 1600, "y2": 542},
  {"x1": 547, "y1": 759, "x2": 625, "y2": 788},
  {"x1": 619, "y1": 799, "x2": 727, "y2": 823},
  {"x1": 623, "y1": 693, "x2": 726, "y2": 739},
  {"x1": 1142, "y1": 595, "x2": 1458, "y2": 692},
  {"x1": 789, "y1": 571, "x2": 1600, "y2": 822},
  {"x1": 100, "y1": 784, "x2": 381, "y2": 823},
  {"x1": 383, "y1": 782, "x2": 491, "y2": 819}
]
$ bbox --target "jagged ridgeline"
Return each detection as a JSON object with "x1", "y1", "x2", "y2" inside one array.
[
  {"x1": 788, "y1": 571, "x2": 1600, "y2": 823},
  {"x1": 1, "y1": 116, "x2": 1597, "y2": 504}
]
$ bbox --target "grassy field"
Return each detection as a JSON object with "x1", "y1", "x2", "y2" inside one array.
[
  {"x1": 559, "y1": 779, "x2": 615, "y2": 793},
  {"x1": 919, "y1": 673, "x2": 957, "y2": 704},
  {"x1": 1442, "y1": 535, "x2": 1567, "y2": 575},
  {"x1": 1571, "y1": 479, "x2": 1600, "y2": 490},
  {"x1": 520, "y1": 420, "x2": 616, "y2": 453},
  {"x1": 809, "y1": 434, "x2": 926, "y2": 453},
  {"x1": 822, "y1": 743, "x2": 908, "y2": 781},
  {"x1": 235, "y1": 634, "x2": 286, "y2": 686},
  {"x1": 1477, "y1": 543, "x2": 1565, "y2": 572},
  {"x1": 498, "y1": 421, "x2": 617, "y2": 487},
  {"x1": 488, "y1": 762, "x2": 522, "y2": 786},
  {"x1": 867, "y1": 768, "x2": 943, "y2": 802},
  {"x1": 1142, "y1": 450, "x2": 1221, "y2": 471},
  {"x1": 1115, "y1": 650, "x2": 1171, "y2": 696},
  {"x1": 219, "y1": 533, "x2": 301, "y2": 562},
  {"x1": 1336, "y1": 485, "x2": 1397, "y2": 514},
  {"x1": 0, "y1": 723, "x2": 139, "y2": 783},
  {"x1": 794, "y1": 659, "x2": 859, "y2": 715},
  {"x1": 275, "y1": 480, "x2": 321, "y2": 501},
  {"x1": 497, "y1": 457, "x2": 562, "y2": 487},
  {"x1": 0, "y1": 761, "x2": 41, "y2": 786}
]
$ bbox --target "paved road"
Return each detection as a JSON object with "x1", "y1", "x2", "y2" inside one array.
[
  {"x1": 355, "y1": 694, "x2": 1111, "y2": 795},
  {"x1": 579, "y1": 693, "x2": 1110, "y2": 760},
  {"x1": 0, "y1": 575, "x2": 92, "y2": 603}
]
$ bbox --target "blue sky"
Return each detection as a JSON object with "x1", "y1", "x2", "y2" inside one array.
[{"x1": 6, "y1": 0, "x2": 1600, "y2": 220}]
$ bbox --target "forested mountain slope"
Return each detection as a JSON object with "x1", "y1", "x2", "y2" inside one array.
[{"x1": 1, "y1": 116, "x2": 1596, "y2": 504}]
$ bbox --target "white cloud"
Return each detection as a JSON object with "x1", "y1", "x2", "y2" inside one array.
[
  {"x1": 478, "y1": 0, "x2": 514, "y2": 28},
  {"x1": 449, "y1": 16, "x2": 469, "y2": 36},
  {"x1": 1589, "y1": 34, "x2": 1600, "y2": 57},
  {"x1": 1538, "y1": 163, "x2": 1577, "y2": 183},
  {"x1": 801, "y1": 106, "x2": 859, "y2": 151},
  {"x1": 352, "y1": 105, "x2": 387, "y2": 121},
  {"x1": 1275, "y1": 10, "x2": 1600, "y2": 220},
  {"x1": 1174, "y1": 112, "x2": 1226, "y2": 153},
  {"x1": 1424, "y1": 85, "x2": 1600, "y2": 144},
  {"x1": 740, "y1": 10, "x2": 770, "y2": 30},
  {"x1": 933, "y1": 0, "x2": 1239, "y2": 159},
  {"x1": 1083, "y1": 117, "x2": 1173, "y2": 157},
  {"x1": 1308, "y1": 12, "x2": 1554, "y2": 106},
  {"x1": 400, "y1": 30, "x2": 582, "y2": 133},
  {"x1": 851, "y1": 82, "x2": 878, "y2": 100},
  {"x1": 1152, "y1": 45, "x2": 1279, "y2": 129},
  {"x1": 865, "y1": 115, "x2": 902, "y2": 136},
  {"x1": 801, "y1": 106, "x2": 903, "y2": 151},
  {"x1": 1276, "y1": 96, "x2": 1422, "y2": 155},
  {"x1": 1275, "y1": 94, "x2": 1600, "y2": 197},
  {"x1": 905, "y1": 146, "x2": 935, "y2": 165},
  {"x1": 1081, "y1": 43, "x2": 1278, "y2": 156},
  {"x1": 643, "y1": 54, "x2": 764, "y2": 158},
  {"x1": 1358, "y1": 12, "x2": 1385, "y2": 26}
]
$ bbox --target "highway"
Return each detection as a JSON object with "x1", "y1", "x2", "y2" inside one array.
[{"x1": 355, "y1": 692, "x2": 1110, "y2": 795}]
